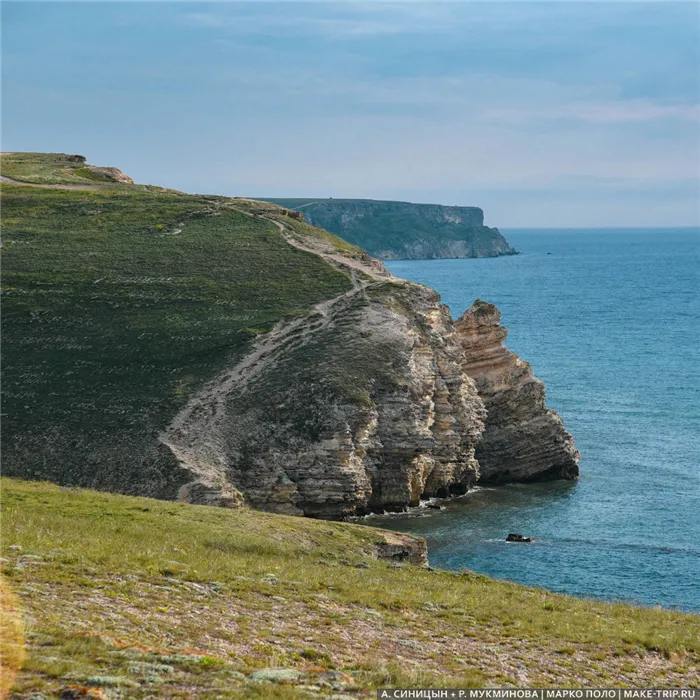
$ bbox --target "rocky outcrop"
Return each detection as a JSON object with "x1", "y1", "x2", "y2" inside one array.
[
  {"x1": 261, "y1": 198, "x2": 517, "y2": 260},
  {"x1": 86, "y1": 166, "x2": 133, "y2": 184},
  {"x1": 456, "y1": 300, "x2": 580, "y2": 483},
  {"x1": 162, "y1": 283, "x2": 578, "y2": 518},
  {"x1": 162, "y1": 282, "x2": 487, "y2": 519},
  {"x1": 376, "y1": 531, "x2": 428, "y2": 565}
]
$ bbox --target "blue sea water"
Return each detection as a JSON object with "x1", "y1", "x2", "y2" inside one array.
[{"x1": 381, "y1": 228, "x2": 700, "y2": 612}]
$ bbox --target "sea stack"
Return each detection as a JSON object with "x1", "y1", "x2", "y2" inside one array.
[{"x1": 456, "y1": 300, "x2": 580, "y2": 483}]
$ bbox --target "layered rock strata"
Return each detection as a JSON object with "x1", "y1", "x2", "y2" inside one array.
[
  {"x1": 162, "y1": 285, "x2": 579, "y2": 518},
  {"x1": 456, "y1": 300, "x2": 580, "y2": 483},
  {"x1": 162, "y1": 282, "x2": 487, "y2": 519}
]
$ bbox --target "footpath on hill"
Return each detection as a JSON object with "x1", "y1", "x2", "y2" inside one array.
[{"x1": 0, "y1": 174, "x2": 98, "y2": 190}]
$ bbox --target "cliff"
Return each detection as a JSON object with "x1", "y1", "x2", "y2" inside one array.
[
  {"x1": 456, "y1": 301, "x2": 580, "y2": 482},
  {"x1": 161, "y1": 276, "x2": 578, "y2": 519},
  {"x1": 263, "y1": 198, "x2": 517, "y2": 260},
  {"x1": 2, "y1": 153, "x2": 576, "y2": 519},
  {"x1": 161, "y1": 279, "x2": 487, "y2": 518}
]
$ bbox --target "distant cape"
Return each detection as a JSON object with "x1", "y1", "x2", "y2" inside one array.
[{"x1": 259, "y1": 198, "x2": 517, "y2": 260}]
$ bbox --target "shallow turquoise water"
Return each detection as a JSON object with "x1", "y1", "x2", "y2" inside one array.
[{"x1": 380, "y1": 228, "x2": 699, "y2": 611}]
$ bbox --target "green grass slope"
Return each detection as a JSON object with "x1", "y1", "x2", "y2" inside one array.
[
  {"x1": 2, "y1": 478, "x2": 699, "y2": 698},
  {"x1": 1, "y1": 153, "x2": 355, "y2": 496}
]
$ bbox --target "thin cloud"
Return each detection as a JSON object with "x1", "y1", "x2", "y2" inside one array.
[
  {"x1": 484, "y1": 101, "x2": 700, "y2": 125},
  {"x1": 179, "y1": 5, "x2": 459, "y2": 38}
]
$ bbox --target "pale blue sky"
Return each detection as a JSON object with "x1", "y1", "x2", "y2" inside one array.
[{"x1": 3, "y1": 2, "x2": 699, "y2": 226}]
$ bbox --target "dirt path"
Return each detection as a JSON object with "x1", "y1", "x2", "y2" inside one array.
[
  {"x1": 159, "y1": 210, "x2": 388, "y2": 504},
  {"x1": 0, "y1": 175, "x2": 99, "y2": 190},
  {"x1": 261, "y1": 215, "x2": 393, "y2": 282}
]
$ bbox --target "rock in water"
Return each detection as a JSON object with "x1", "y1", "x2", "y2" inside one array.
[
  {"x1": 506, "y1": 533, "x2": 532, "y2": 543},
  {"x1": 456, "y1": 300, "x2": 580, "y2": 483}
]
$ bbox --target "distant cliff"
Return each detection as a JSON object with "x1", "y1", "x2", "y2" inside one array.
[{"x1": 263, "y1": 199, "x2": 517, "y2": 260}]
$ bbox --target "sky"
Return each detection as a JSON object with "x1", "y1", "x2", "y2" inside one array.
[{"x1": 2, "y1": 1, "x2": 699, "y2": 227}]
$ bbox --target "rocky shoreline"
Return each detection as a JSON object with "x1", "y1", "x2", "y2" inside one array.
[{"x1": 163, "y1": 259, "x2": 579, "y2": 519}]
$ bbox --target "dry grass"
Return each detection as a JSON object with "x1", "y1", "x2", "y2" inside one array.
[
  {"x1": 0, "y1": 575, "x2": 25, "y2": 698},
  {"x1": 1, "y1": 478, "x2": 699, "y2": 698}
]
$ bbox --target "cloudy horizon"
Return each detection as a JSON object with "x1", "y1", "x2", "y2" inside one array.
[{"x1": 2, "y1": 1, "x2": 699, "y2": 227}]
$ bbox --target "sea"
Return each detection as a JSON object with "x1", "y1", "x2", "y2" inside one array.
[{"x1": 378, "y1": 228, "x2": 699, "y2": 612}]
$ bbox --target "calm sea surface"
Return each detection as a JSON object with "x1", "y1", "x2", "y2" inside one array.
[{"x1": 380, "y1": 228, "x2": 699, "y2": 611}]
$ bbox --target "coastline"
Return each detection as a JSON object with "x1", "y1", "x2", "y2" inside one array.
[{"x1": 384, "y1": 231, "x2": 700, "y2": 613}]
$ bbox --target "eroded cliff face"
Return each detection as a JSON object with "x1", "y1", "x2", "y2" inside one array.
[
  {"x1": 3, "y1": 155, "x2": 575, "y2": 518},
  {"x1": 455, "y1": 300, "x2": 580, "y2": 483},
  {"x1": 155, "y1": 200, "x2": 577, "y2": 517},
  {"x1": 162, "y1": 278, "x2": 578, "y2": 518},
  {"x1": 162, "y1": 282, "x2": 487, "y2": 519}
]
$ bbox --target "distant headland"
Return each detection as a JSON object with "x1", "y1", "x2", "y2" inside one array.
[{"x1": 261, "y1": 198, "x2": 518, "y2": 260}]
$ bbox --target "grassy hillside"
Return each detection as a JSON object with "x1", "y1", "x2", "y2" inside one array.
[
  {"x1": 263, "y1": 198, "x2": 517, "y2": 260},
  {"x1": 1, "y1": 154, "x2": 357, "y2": 496},
  {"x1": 2, "y1": 478, "x2": 699, "y2": 698}
]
